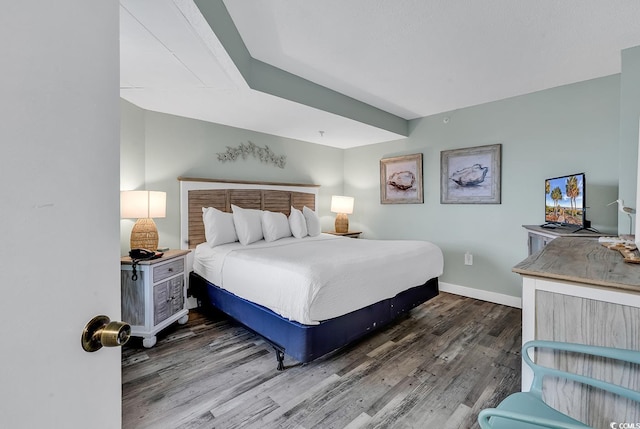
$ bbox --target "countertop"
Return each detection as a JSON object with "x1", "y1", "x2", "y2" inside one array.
[{"x1": 513, "y1": 237, "x2": 640, "y2": 292}]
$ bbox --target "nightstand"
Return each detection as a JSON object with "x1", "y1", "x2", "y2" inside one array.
[
  {"x1": 326, "y1": 231, "x2": 362, "y2": 238},
  {"x1": 121, "y1": 249, "x2": 190, "y2": 348}
]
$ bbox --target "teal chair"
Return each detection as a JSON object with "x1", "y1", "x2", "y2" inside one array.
[{"x1": 478, "y1": 340, "x2": 640, "y2": 429}]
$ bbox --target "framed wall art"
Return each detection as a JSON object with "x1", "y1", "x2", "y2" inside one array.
[
  {"x1": 380, "y1": 153, "x2": 423, "y2": 204},
  {"x1": 440, "y1": 144, "x2": 501, "y2": 204}
]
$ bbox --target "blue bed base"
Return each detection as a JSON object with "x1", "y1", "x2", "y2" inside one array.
[{"x1": 189, "y1": 272, "x2": 439, "y2": 369}]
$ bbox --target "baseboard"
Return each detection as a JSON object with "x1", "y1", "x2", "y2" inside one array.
[{"x1": 439, "y1": 282, "x2": 522, "y2": 309}]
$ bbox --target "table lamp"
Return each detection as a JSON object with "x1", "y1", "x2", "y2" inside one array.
[
  {"x1": 331, "y1": 195, "x2": 354, "y2": 234},
  {"x1": 121, "y1": 190, "x2": 166, "y2": 251}
]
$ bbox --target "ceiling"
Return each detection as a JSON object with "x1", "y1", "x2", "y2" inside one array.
[{"x1": 120, "y1": 0, "x2": 640, "y2": 149}]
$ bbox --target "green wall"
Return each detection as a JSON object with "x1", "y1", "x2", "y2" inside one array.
[
  {"x1": 120, "y1": 102, "x2": 344, "y2": 255},
  {"x1": 121, "y1": 74, "x2": 624, "y2": 301},
  {"x1": 120, "y1": 100, "x2": 146, "y2": 253},
  {"x1": 619, "y1": 46, "x2": 640, "y2": 233},
  {"x1": 120, "y1": 99, "x2": 146, "y2": 190},
  {"x1": 344, "y1": 75, "x2": 621, "y2": 298}
]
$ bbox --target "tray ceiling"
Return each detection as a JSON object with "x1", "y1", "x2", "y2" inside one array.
[{"x1": 120, "y1": 0, "x2": 640, "y2": 148}]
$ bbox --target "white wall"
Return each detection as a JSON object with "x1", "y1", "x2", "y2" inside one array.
[
  {"x1": 344, "y1": 75, "x2": 621, "y2": 299},
  {"x1": 0, "y1": 1, "x2": 121, "y2": 428}
]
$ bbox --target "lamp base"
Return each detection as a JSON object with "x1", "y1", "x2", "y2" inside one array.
[
  {"x1": 130, "y1": 218, "x2": 159, "y2": 251},
  {"x1": 335, "y1": 213, "x2": 349, "y2": 234}
]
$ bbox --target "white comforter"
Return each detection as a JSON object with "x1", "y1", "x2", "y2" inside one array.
[{"x1": 194, "y1": 234, "x2": 443, "y2": 325}]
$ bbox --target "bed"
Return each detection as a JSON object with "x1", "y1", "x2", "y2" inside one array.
[{"x1": 179, "y1": 177, "x2": 443, "y2": 369}]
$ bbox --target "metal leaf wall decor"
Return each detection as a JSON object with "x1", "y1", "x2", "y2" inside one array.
[{"x1": 216, "y1": 141, "x2": 286, "y2": 169}]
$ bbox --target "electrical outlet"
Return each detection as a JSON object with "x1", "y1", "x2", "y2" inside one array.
[{"x1": 464, "y1": 252, "x2": 473, "y2": 265}]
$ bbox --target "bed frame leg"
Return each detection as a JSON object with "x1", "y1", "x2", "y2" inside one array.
[{"x1": 274, "y1": 347, "x2": 285, "y2": 371}]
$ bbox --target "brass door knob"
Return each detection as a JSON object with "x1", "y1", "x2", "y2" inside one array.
[{"x1": 81, "y1": 315, "x2": 131, "y2": 352}]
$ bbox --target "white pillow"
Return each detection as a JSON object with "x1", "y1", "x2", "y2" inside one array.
[
  {"x1": 261, "y1": 211, "x2": 292, "y2": 242},
  {"x1": 289, "y1": 206, "x2": 308, "y2": 238},
  {"x1": 202, "y1": 207, "x2": 238, "y2": 247},
  {"x1": 231, "y1": 204, "x2": 264, "y2": 245},
  {"x1": 303, "y1": 206, "x2": 321, "y2": 237}
]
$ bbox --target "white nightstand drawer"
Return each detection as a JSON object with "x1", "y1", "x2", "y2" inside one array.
[{"x1": 153, "y1": 258, "x2": 184, "y2": 283}]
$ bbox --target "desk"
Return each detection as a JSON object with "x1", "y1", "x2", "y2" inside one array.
[
  {"x1": 522, "y1": 224, "x2": 606, "y2": 256},
  {"x1": 513, "y1": 237, "x2": 640, "y2": 426}
]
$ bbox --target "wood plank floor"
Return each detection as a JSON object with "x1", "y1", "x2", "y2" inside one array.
[{"x1": 122, "y1": 292, "x2": 522, "y2": 429}]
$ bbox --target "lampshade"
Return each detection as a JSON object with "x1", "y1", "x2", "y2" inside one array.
[
  {"x1": 121, "y1": 190, "x2": 166, "y2": 251},
  {"x1": 330, "y1": 195, "x2": 354, "y2": 215},
  {"x1": 331, "y1": 195, "x2": 354, "y2": 234},
  {"x1": 121, "y1": 191, "x2": 166, "y2": 219}
]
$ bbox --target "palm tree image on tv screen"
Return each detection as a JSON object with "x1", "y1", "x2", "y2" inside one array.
[{"x1": 545, "y1": 174, "x2": 585, "y2": 226}]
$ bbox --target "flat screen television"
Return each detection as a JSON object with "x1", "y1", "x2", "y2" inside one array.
[{"x1": 544, "y1": 173, "x2": 585, "y2": 228}]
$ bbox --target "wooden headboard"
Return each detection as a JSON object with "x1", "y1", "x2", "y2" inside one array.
[{"x1": 179, "y1": 177, "x2": 320, "y2": 249}]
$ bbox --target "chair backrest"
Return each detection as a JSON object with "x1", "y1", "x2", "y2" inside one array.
[{"x1": 523, "y1": 340, "x2": 640, "y2": 403}]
